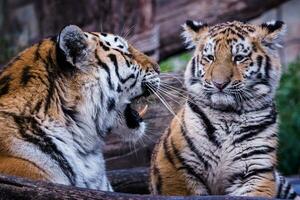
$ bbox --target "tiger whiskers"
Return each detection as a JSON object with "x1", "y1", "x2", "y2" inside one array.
[
  {"x1": 122, "y1": 24, "x2": 137, "y2": 40},
  {"x1": 146, "y1": 83, "x2": 202, "y2": 133}
]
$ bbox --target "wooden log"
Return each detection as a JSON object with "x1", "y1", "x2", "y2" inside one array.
[
  {"x1": 108, "y1": 168, "x2": 149, "y2": 194},
  {"x1": 0, "y1": 169, "x2": 279, "y2": 199},
  {"x1": 0, "y1": 0, "x2": 290, "y2": 64}
]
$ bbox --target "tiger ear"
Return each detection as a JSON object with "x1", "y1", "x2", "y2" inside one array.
[
  {"x1": 258, "y1": 21, "x2": 287, "y2": 49},
  {"x1": 181, "y1": 20, "x2": 208, "y2": 49},
  {"x1": 58, "y1": 25, "x2": 89, "y2": 67}
]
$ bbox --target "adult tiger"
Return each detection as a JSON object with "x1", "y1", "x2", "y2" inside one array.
[
  {"x1": 150, "y1": 20, "x2": 298, "y2": 199},
  {"x1": 0, "y1": 25, "x2": 160, "y2": 190}
]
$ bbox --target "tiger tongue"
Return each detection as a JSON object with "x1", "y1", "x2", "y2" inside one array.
[{"x1": 138, "y1": 105, "x2": 148, "y2": 118}]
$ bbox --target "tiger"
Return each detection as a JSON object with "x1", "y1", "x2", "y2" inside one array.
[
  {"x1": 150, "y1": 20, "x2": 298, "y2": 199},
  {"x1": 0, "y1": 25, "x2": 160, "y2": 191}
]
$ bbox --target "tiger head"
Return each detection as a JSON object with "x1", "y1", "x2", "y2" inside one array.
[
  {"x1": 182, "y1": 20, "x2": 286, "y2": 112},
  {"x1": 56, "y1": 25, "x2": 160, "y2": 141},
  {"x1": 0, "y1": 25, "x2": 160, "y2": 142}
]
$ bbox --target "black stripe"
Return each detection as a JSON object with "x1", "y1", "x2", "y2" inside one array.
[
  {"x1": 108, "y1": 54, "x2": 135, "y2": 84},
  {"x1": 99, "y1": 42, "x2": 110, "y2": 51},
  {"x1": 89, "y1": 32, "x2": 98, "y2": 37},
  {"x1": 244, "y1": 167, "x2": 274, "y2": 180},
  {"x1": 170, "y1": 138, "x2": 210, "y2": 193},
  {"x1": 283, "y1": 182, "x2": 291, "y2": 199},
  {"x1": 190, "y1": 57, "x2": 197, "y2": 85},
  {"x1": 20, "y1": 66, "x2": 33, "y2": 86},
  {"x1": 5, "y1": 113, "x2": 76, "y2": 185},
  {"x1": 187, "y1": 101, "x2": 220, "y2": 147},
  {"x1": 232, "y1": 146, "x2": 275, "y2": 161},
  {"x1": 107, "y1": 98, "x2": 116, "y2": 111},
  {"x1": 129, "y1": 77, "x2": 138, "y2": 89},
  {"x1": 265, "y1": 55, "x2": 271, "y2": 78},
  {"x1": 95, "y1": 107, "x2": 105, "y2": 139},
  {"x1": 152, "y1": 165, "x2": 162, "y2": 194},
  {"x1": 62, "y1": 105, "x2": 78, "y2": 125},
  {"x1": 233, "y1": 107, "x2": 277, "y2": 144},
  {"x1": 33, "y1": 100, "x2": 43, "y2": 113},
  {"x1": 230, "y1": 167, "x2": 274, "y2": 183},
  {"x1": 117, "y1": 84, "x2": 122, "y2": 93},
  {"x1": 0, "y1": 75, "x2": 11, "y2": 96},
  {"x1": 34, "y1": 41, "x2": 43, "y2": 61},
  {"x1": 95, "y1": 52, "x2": 114, "y2": 90},
  {"x1": 44, "y1": 49, "x2": 57, "y2": 113},
  {"x1": 162, "y1": 128, "x2": 176, "y2": 166},
  {"x1": 236, "y1": 32, "x2": 245, "y2": 40},
  {"x1": 181, "y1": 121, "x2": 211, "y2": 169},
  {"x1": 256, "y1": 55, "x2": 263, "y2": 73},
  {"x1": 276, "y1": 176, "x2": 283, "y2": 198}
]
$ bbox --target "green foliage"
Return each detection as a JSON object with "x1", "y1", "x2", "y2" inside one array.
[
  {"x1": 159, "y1": 52, "x2": 191, "y2": 72},
  {"x1": 277, "y1": 59, "x2": 300, "y2": 175}
]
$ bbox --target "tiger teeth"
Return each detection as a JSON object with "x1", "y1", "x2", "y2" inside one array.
[{"x1": 138, "y1": 105, "x2": 148, "y2": 117}]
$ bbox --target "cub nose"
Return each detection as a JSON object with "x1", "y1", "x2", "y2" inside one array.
[{"x1": 212, "y1": 79, "x2": 230, "y2": 90}]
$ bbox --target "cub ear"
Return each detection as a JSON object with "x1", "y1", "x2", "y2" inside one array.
[
  {"x1": 259, "y1": 20, "x2": 287, "y2": 49},
  {"x1": 58, "y1": 25, "x2": 88, "y2": 66},
  {"x1": 181, "y1": 20, "x2": 208, "y2": 49}
]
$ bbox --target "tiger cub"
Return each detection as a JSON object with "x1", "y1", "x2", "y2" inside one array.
[
  {"x1": 0, "y1": 25, "x2": 160, "y2": 190},
  {"x1": 150, "y1": 20, "x2": 298, "y2": 199}
]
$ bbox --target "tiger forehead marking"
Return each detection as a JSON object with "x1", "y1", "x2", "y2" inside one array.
[
  {"x1": 88, "y1": 32, "x2": 130, "y2": 53},
  {"x1": 199, "y1": 22, "x2": 257, "y2": 83}
]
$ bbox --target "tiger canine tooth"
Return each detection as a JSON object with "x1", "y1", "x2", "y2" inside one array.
[{"x1": 138, "y1": 105, "x2": 148, "y2": 117}]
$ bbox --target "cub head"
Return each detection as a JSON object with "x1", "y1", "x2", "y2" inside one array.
[
  {"x1": 182, "y1": 20, "x2": 286, "y2": 111},
  {"x1": 57, "y1": 25, "x2": 160, "y2": 141}
]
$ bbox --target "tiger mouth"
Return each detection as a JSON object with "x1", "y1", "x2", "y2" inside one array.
[
  {"x1": 123, "y1": 80, "x2": 159, "y2": 129},
  {"x1": 124, "y1": 102, "x2": 148, "y2": 129}
]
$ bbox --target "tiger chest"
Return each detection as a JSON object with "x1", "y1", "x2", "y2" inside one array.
[
  {"x1": 49, "y1": 134, "x2": 108, "y2": 189},
  {"x1": 182, "y1": 121, "x2": 248, "y2": 193}
]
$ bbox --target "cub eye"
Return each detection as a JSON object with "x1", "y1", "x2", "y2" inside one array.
[
  {"x1": 206, "y1": 55, "x2": 214, "y2": 61},
  {"x1": 234, "y1": 55, "x2": 245, "y2": 62}
]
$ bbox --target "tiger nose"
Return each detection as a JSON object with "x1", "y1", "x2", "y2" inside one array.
[{"x1": 212, "y1": 79, "x2": 230, "y2": 90}]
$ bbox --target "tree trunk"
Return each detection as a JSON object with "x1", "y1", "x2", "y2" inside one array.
[
  {"x1": 156, "y1": 0, "x2": 291, "y2": 59},
  {"x1": 0, "y1": 0, "x2": 158, "y2": 63},
  {"x1": 0, "y1": 0, "x2": 289, "y2": 65}
]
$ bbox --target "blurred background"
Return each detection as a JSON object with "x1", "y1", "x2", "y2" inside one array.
[{"x1": 0, "y1": 0, "x2": 299, "y2": 178}]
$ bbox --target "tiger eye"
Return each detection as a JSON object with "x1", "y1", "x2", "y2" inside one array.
[
  {"x1": 234, "y1": 55, "x2": 245, "y2": 62},
  {"x1": 207, "y1": 55, "x2": 214, "y2": 61}
]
